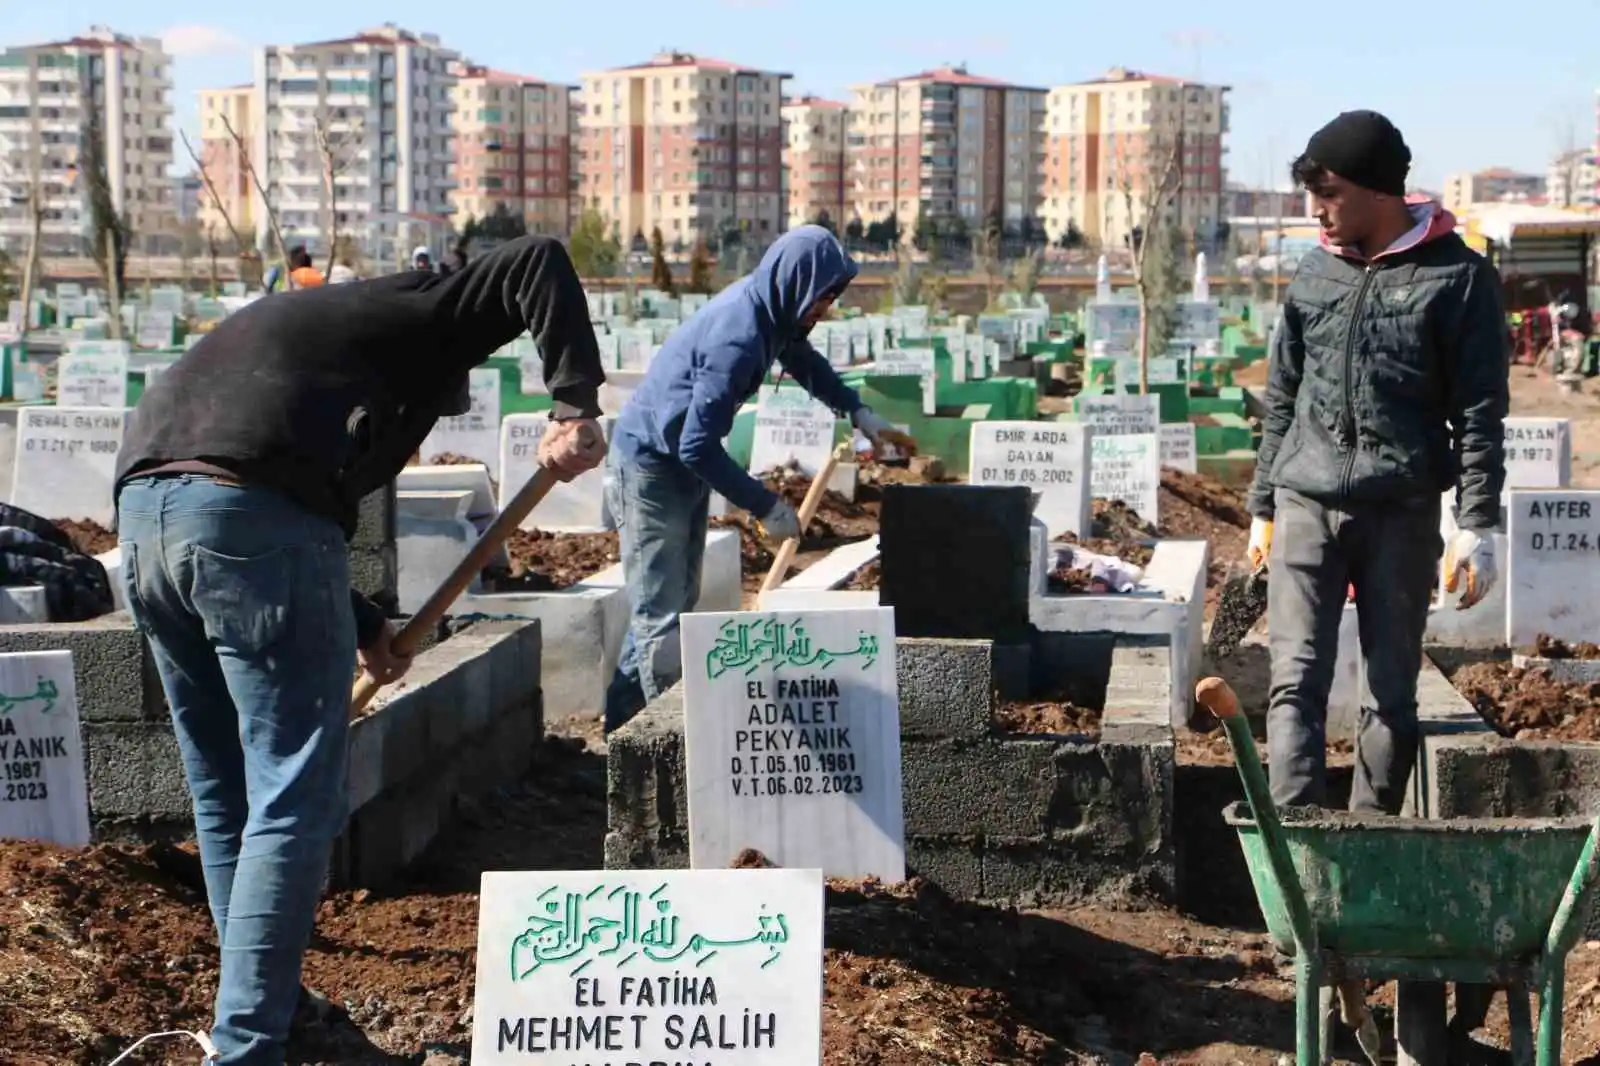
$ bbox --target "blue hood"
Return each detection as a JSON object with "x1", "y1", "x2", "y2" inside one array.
[
  {"x1": 611, "y1": 224, "x2": 866, "y2": 518},
  {"x1": 744, "y1": 225, "x2": 858, "y2": 337}
]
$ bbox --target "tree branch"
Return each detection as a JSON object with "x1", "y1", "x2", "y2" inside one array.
[
  {"x1": 219, "y1": 111, "x2": 292, "y2": 279},
  {"x1": 179, "y1": 128, "x2": 248, "y2": 257}
]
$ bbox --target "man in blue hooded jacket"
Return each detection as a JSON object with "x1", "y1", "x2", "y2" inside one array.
[{"x1": 604, "y1": 225, "x2": 913, "y2": 731}]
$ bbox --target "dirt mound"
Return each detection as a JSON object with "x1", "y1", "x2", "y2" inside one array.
[
  {"x1": 719, "y1": 470, "x2": 882, "y2": 594},
  {"x1": 1534, "y1": 634, "x2": 1600, "y2": 660},
  {"x1": 54, "y1": 518, "x2": 117, "y2": 557},
  {"x1": 1452, "y1": 661, "x2": 1600, "y2": 740},
  {"x1": 843, "y1": 559, "x2": 880, "y2": 590},
  {"x1": 425, "y1": 452, "x2": 487, "y2": 468},
  {"x1": 994, "y1": 695, "x2": 1101, "y2": 736},
  {"x1": 1091, "y1": 498, "x2": 1156, "y2": 541},
  {"x1": 1156, "y1": 469, "x2": 1252, "y2": 616},
  {"x1": 486, "y1": 529, "x2": 620, "y2": 591}
]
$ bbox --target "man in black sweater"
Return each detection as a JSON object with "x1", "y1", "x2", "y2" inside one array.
[{"x1": 114, "y1": 235, "x2": 606, "y2": 1066}]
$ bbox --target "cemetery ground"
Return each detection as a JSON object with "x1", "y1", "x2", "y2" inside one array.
[{"x1": 11, "y1": 714, "x2": 1600, "y2": 1064}]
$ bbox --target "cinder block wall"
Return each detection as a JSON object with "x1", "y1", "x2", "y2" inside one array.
[
  {"x1": 606, "y1": 634, "x2": 1176, "y2": 907},
  {"x1": 351, "y1": 484, "x2": 399, "y2": 616}
]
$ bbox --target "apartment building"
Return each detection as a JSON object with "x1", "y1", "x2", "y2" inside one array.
[
  {"x1": 197, "y1": 84, "x2": 255, "y2": 238},
  {"x1": 1547, "y1": 147, "x2": 1598, "y2": 208},
  {"x1": 578, "y1": 51, "x2": 788, "y2": 247},
  {"x1": 450, "y1": 63, "x2": 576, "y2": 236},
  {"x1": 252, "y1": 23, "x2": 458, "y2": 263},
  {"x1": 0, "y1": 25, "x2": 174, "y2": 255},
  {"x1": 1223, "y1": 184, "x2": 1306, "y2": 221},
  {"x1": 1042, "y1": 67, "x2": 1229, "y2": 249},
  {"x1": 846, "y1": 66, "x2": 1047, "y2": 235},
  {"x1": 1443, "y1": 167, "x2": 1545, "y2": 213},
  {"x1": 782, "y1": 96, "x2": 848, "y2": 231}
]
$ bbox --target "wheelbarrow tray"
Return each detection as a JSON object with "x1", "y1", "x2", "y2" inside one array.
[{"x1": 1224, "y1": 801, "x2": 1594, "y2": 961}]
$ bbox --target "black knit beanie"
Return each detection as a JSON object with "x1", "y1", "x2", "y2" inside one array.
[{"x1": 1303, "y1": 110, "x2": 1411, "y2": 195}]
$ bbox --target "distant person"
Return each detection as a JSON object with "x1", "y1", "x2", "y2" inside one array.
[
  {"x1": 412, "y1": 245, "x2": 435, "y2": 272},
  {"x1": 327, "y1": 260, "x2": 359, "y2": 285},
  {"x1": 1247, "y1": 109, "x2": 1508, "y2": 817},
  {"x1": 287, "y1": 246, "x2": 324, "y2": 288}
]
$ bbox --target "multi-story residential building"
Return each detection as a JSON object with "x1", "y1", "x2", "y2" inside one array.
[
  {"x1": 0, "y1": 26, "x2": 174, "y2": 255},
  {"x1": 846, "y1": 66, "x2": 1047, "y2": 236},
  {"x1": 197, "y1": 84, "x2": 255, "y2": 239},
  {"x1": 1223, "y1": 184, "x2": 1305, "y2": 221},
  {"x1": 1041, "y1": 67, "x2": 1229, "y2": 249},
  {"x1": 1547, "y1": 147, "x2": 1599, "y2": 208},
  {"x1": 578, "y1": 51, "x2": 788, "y2": 247},
  {"x1": 1443, "y1": 167, "x2": 1545, "y2": 213},
  {"x1": 253, "y1": 24, "x2": 458, "y2": 264},
  {"x1": 782, "y1": 95, "x2": 848, "y2": 231},
  {"x1": 450, "y1": 63, "x2": 576, "y2": 236}
]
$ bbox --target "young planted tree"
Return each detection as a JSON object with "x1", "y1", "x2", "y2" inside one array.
[
  {"x1": 973, "y1": 211, "x2": 1004, "y2": 312},
  {"x1": 1115, "y1": 127, "x2": 1185, "y2": 393},
  {"x1": 81, "y1": 98, "x2": 132, "y2": 338},
  {"x1": 567, "y1": 208, "x2": 621, "y2": 278},
  {"x1": 219, "y1": 111, "x2": 292, "y2": 280},
  {"x1": 314, "y1": 111, "x2": 367, "y2": 277},
  {"x1": 648, "y1": 225, "x2": 676, "y2": 296}
]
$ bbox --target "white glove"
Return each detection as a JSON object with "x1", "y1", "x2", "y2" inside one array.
[
  {"x1": 1443, "y1": 528, "x2": 1496, "y2": 609},
  {"x1": 758, "y1": 498, "x2": 801, "y2": 544},
  {"x1": 851, "y1": 407, "x2": 918, "y2": 455},
  {"x1": 1246, "y1": 517, "x2": 1274, "y2": 570}
]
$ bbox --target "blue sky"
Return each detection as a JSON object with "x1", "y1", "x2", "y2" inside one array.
[{"x1": 10, "y1": 0, "x2": 1597, "y2": 193}]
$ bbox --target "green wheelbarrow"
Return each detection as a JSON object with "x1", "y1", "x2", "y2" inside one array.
[{"x1": 1197, "y1": 676, "x2": 1600, "y2": 1066}]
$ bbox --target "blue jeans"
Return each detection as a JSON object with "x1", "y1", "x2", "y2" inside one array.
[
  {"x1": 602, "y1": 449, "x2": 709, "y2": 732},
  {"x1": 117, "y1": 475, "x2": 357, "y2": 1066}
]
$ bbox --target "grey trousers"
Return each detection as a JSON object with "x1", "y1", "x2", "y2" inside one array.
[{"x1": 1266, "y1": 487, "x2": 1443, "y2": 814}]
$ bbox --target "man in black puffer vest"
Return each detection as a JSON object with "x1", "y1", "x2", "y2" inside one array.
[{"x1": 1245, "y1": 111, "x2": 1509, "y2": 816}]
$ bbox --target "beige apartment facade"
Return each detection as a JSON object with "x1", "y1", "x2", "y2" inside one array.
[
  {"x1": 782, "y1": 95, "x2": 848, "y2": 231},
  {"x1": 846, "y1": 66, "x2": 1047, "y2": 237},
  {"x1": 1042, "y1": 67, "x2": 1229, "y2": 249},
  {"x1": 1443, "y1": 167, "x2": 1545, "y2": 213},
  {"x1": 198, "y1": 84, "x2": 254, "y2": 238},
  {"x1": 578, "y1": 50, "x2": 787, "y2": 248},
  {"x1": 451, "y1": 64, "x2": 575, "y2": 236}
]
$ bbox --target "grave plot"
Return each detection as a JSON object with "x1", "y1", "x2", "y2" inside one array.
[
  {"x1": 479, "y1": 528, "x2": 620, "y2": 592},
  {"x1": 1443, "y1": 638, "x2": 1600, "y2": 742},
  {"x1": 712, "y1": 465, "x2": 885, "y2": 597}
]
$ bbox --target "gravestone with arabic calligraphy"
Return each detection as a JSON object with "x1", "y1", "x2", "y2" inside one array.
[
  {"x1": 748, "y1": 386, "x2": 837, "y2": 476},
  {"x1": 57, "y1": 345, "x2": 129, "y2": 408},
  {"x1": 0, "y1": 650, "x2": 90, "y2": 848},
  {"x1": 472, "y1": 868, "x2": 824, "y2": 1066},
  {"x1": 1091, "y1": 432, "x2": 1161, "y2": 524},
  {"x1": 682, "y1": 608, "x2": 904, "y2": 882},
  {"x1": 1159, "y1": 422, "x2": 1197, "y2": 473}
]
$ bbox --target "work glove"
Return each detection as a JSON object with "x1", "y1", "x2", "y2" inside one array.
[
  {"x1": 1246, "y1": 517, "x2": 1273, "y2": 571},
  {"x1": 538, "y1": 418, "x2": 607, "y2": 482},
  {"x1": 851, "y1": 407, "x2": 919, "y2": 456},
  {"x1": 757, "y1": 498, "x2": 801, "y2": 545},
  {"x1": 1443, "y1": 528, "x2": 1497, "y2": 609}
]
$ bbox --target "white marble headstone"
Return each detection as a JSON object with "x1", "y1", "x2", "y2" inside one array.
[
  {"x1": 1506, "y1": 489, "x2": 1600, "y2": 647},
  {"x1": 968, "y1": 421, "x2": 1092, "y2": 537},
  {"x1": 422, "y1": 368, "x2": 503, "y2": 477},
  {"x1": 1077, "y1": 392, "x2": 1161, "y2": 437},
  {"x1": 1159, "y1": 422, "x2": 1198, "y2": 473},
  {"x1": 12, "y1": 407, "x2": 126, "y2": 525},
  {"x1": 498, "y1": 413, "x2": 614, "y2": 531},
  {"x1": 0, "y1": 650, "x2": 89, "y2": 848},
  {"x1": 872, "y1": 348, "x2": 936, "y2": 415},
  {"x1": 682, "y1": 608, "x2": 904, "y2": 881},
  {"x1": 471, "y1": 867, "x2": 823, "y2": 1066},
  {"x1": 1503, "y1": 417, "x2": 1571, "y2": 489},
  {"x1": 57, "y1": 347, "x2": 129, "y2": 409},
  {"x1": 748, "y1": 386, "x2": 837, "y2": 477},
  {"x1": 1091, "y1": 432, "x2": 1161, "y2": 524}
]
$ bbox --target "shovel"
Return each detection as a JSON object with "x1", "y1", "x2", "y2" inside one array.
[
  {"x1": 349, "y1": 424, "x2": 600, "y2": 716},
  {"x1": 1206, "y1": 563, "x2": 1270, "y2": 660},
  {"x1": 758, "y1": 442, "x2": 851, "y2": 594}
]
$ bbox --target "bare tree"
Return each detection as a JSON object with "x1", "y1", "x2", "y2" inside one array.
[
  {"x1": 15, "y1": 169, "x2": 43, "y2": 341},
  {"x1": 973, "y1": 214, "x2": 1004, "y2": 312},
  {"x1": 179, "y1": 129, "x2": 247, "y2": 254},
  {"x1": 80, "y1": 97, "x2": 131, "y2": 339},
  {"x1": 219, "y1": 112, "x2": 292, "y2": 279},
  {"x1": 1114, "y1": 126, "x2": 1184, "y2": 393},
  {"x1": 310, "y1": 111, "x2": 368, "y2": 277}
]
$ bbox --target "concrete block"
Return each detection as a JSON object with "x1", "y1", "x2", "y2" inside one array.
[
  {"x1": 0, "y1": 586, "x2": 49, "y2": 623},
  {"x1": 880, "y1": 484, "x2": 1032, "y2": 641},
  {"x1": 349, "y1": 544, "x2": 398, "y2": 614},
  {"x1": 768, "y1": 536, "x2": 878, "y2": 592},
  {"x1": 83, "y1": 722, "x2": 190, "y2": 820},
  {"x1": 396, "y1": 464, "x2": 496, "y2": 520},
  {"x1": 902, "y1": 738, "x2": 1058, "y2": 837},
  {"x1": 896, "y1": 637, "x2": 993, "y2": 740},
  {"x1": 352, "y1": 483, "x2": 398, "y2": 551},
  {"x1": 604, "y1": 686, "x2": 690, "y2": 870},
  {"x1": 452, "y1": 528, "x2": 738, "y2": 718},
  {"x1": 396, "y1": 491, "x2": 480, "y2": 616},
  {"x1": 1104, "y1": 639, "x2": 1173, "y2": 726},
  {"x1": 905, "y1": 838, "x2": 983, "y2": 898},
  {"x1": 0, "y1": 613, "x2": 162, "y2": 722},
  {"x1": 1510, "y1": 655, "x2": 1600, "y2": 685}
]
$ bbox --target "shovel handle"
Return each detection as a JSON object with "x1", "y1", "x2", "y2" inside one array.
[
  {"x1": 759, "y1": 450, "x2": 840, "y2": 594},
  {"x1": 1196, "y1": 675, "x2": 1242, "y2": 720}
]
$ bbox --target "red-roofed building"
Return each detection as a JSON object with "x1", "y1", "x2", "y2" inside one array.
[
  {"x1": 845, "y1": 64, "x2": 1048, "y2": 239},
  {"x1": 451, "y1": 63, "x2": 577, "y2": 237},
  {"x1": 577, "y1": 51, "x2": 790, "y2": 247},
  {"x1": 782, "y1": 96, "x2": 848, "y2": 230},
  {"x1": 0, "y1": 26, "x2": 174, "y2": 255},
  {"x1": 1042, "y1": 66, "x2": 1230, "y2": 249}
]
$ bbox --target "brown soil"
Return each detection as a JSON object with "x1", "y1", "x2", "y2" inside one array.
[
  {"x1": 5, "y1": 713, "x2": 1600, "y2": 1064},
  {"x1": 423, "y1": 452, "x2": 500, "y2": 496},
  {"x1": 484, "y1": 529, "x2": 620, "y2": 591},
  {"x1": 1534, "y1": 633, "x2": 1600, "y2": 660},
  {"x1": 54, "y1": 518, "x2": 118, "y2": 557},
  {"x1": 720, "y1": 469, "x2": 883, "y2": 596},
  {"x1": 842, "y1": 558, "x2": 880, "y2": 591},
  {"x1": 1090, "y1": 497, "x2": 1156, "y2": 542},
  {"x1": 994, "y1": 694, "x2": 1101, "y2": 736},
  {"x1": 1451, "y1": 660, "x2": 1600, "y2": 741},
  {"x1": 1192, "y1": 414, "x2": 1220, "y2": 427},
  {"x1": 1156, "y1": 469, "x2": 1253, "y2": 617}
]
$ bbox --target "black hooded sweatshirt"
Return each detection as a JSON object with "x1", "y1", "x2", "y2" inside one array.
[{"x1": 115, "y1": 235, "x2": 606, "y2": 642}]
